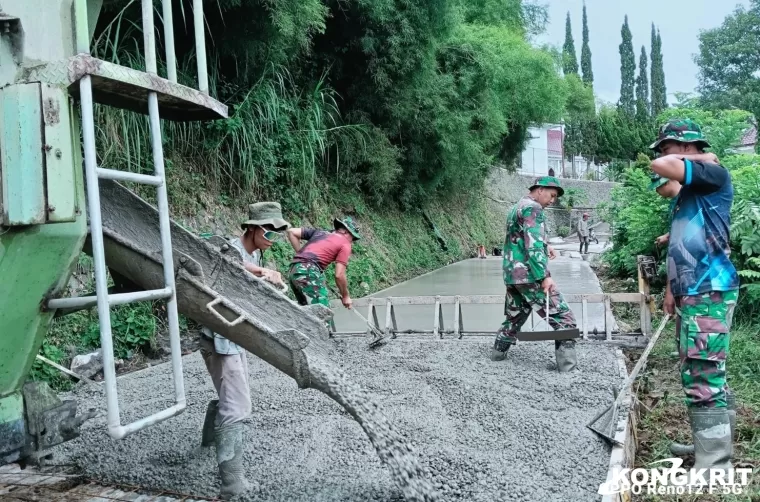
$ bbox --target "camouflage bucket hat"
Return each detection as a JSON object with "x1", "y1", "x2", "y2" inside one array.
[
  {"x1": 529, "y1": 176, "x2": 564, "y2": 197},
  {"x1": 241, "y1": 202, "x2": 291, "y2": 231},
  {"x1": 649, "y1": 173, "x2": 670, "y2": 191},
  {"x1": 334, "y1": 216, "x2": 361, "y2": 240},
  {"x1": 649, "y1": 119, "x2": 711, "y2": 152}
]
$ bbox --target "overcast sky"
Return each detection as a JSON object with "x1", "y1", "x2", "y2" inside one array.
[{"x1": 536, "y1": 0, "x2": 750, "y2": 105}]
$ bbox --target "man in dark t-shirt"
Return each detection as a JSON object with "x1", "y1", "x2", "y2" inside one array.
[
  {"x1": 649, "y1": 119, "x2": 739, "y2": 475},
  {"x1": 286, "y1": 217, "x2": 361, "y2": 308}
]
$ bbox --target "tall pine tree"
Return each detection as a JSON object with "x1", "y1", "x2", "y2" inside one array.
[
  {"x1": 618, "y1": 16, "x2": 636, "y2": 118},
  {"x1": 650, "y1": 24, "x2": 667, "y2": 117},
  {"x1": 635, "y1": 45, "x2": 649, "y2": 122},
  {"x1": 581, "y1": 3, "x2": 593, "y2": 86},
  {"x1": 563, "y1": 12, "x2": 579, "y2": 75}
]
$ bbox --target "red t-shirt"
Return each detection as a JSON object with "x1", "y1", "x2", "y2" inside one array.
[{"x1": 292, "y1": 229, "x2": 352, "y2": 270}]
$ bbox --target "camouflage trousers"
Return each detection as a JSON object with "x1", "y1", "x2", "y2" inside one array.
[
  {"x1": 288, "y1": 262, "x2": 329, "y2": 307},
  {"x1": 676, "y1": 290, "x2": 738, "y2": 409},
  {"x1": 495, "y1": 282, "x2": 577, "y2": 351}
]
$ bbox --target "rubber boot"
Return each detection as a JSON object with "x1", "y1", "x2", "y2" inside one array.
[
  {"x1": 690, "y1": 407, "x2": 733, "y2": 475},
  {"x1": 215, "y1": 423, "x2": 249, "y2": 500},
  {"x1": 490, "y1": 338, "x2": 513, "y2": 361},
  {"x1": 201, "y1": 399, "x2": 219, "y2": 447},
  {"x1": 670, "y1": 392, "x2": 735, "y2": 456},
  {"x1": 555, "y1": 339, "x2": 578, "y2": 372}
]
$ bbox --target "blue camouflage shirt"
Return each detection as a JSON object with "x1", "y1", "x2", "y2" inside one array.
[{"x1": 666, "y1": 159, "x2": 739, "y2": 297}]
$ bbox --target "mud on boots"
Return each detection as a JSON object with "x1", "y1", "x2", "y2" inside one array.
[
  {"x1": 649, "y1": 119, "x2": 741, "y2": 477},
  {"x1": 670, "y1": 391, "x2": 736, "y2": 456},
  {"x1": 492, "y1": 176, "x2": 579, "y2": 372}
]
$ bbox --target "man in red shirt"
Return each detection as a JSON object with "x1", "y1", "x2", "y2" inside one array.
[{"x1": 286, "y1": 217, "x2": 361, "y2": 309}]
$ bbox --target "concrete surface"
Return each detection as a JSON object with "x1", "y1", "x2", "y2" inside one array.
[
  {"x1": 331, "y1": 255, "x2": 615, "y2": 333},
  {"x1": 55, "y1": 337, "x2": 619, "y2": 501}
]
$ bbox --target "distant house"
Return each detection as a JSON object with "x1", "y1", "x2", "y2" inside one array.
[
  {"x1": 519, "y1": 124, "x2": 600, "y2": 179},
  {"x1": 734, "y1": 124, "x2": 757, "y2": 155}
]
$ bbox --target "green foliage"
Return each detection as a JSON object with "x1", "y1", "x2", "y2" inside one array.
[
  {"x1": 635, "y1": 46, "x2": 649, "y2": 122},
  {"x1": 562, "y1": 12, "x2": 578, "y2": 75},
  {"x1": 728, "y1": 157, "x2": 760, "y2": 319},
  {"x1": 559, "y1": 187, "x2": 588, "y2": 210},
  {"x1": 656, "y1": 105, "x2": 753, "y2": 158},
  {"x1": 563, "y1": 74, "x2": 595, "y2": 158},
  {"x1": 29, "y1": 341, "x2": 72, "y2": 391},
  {"x1": 696, "y1": 1, "x2": 760, "y2": 120},
  {"x1": 618, "y1": 16, "x2": 636, "y2": 118},
  {"x1": 556, "y1": 225, "x2": 570, "y2": 238},
  {"x1": 595, "y1": 106, "x2": 655, "y2": 162},
  {"x1": 580, "y1": 3, "x2": 593, "y2": 86},
  {"x1": 650, "y1": 25, "x2": 667, "y2": 117}
]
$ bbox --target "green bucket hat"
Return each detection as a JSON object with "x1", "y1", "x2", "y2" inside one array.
[
  {"x1": 334, "y1": 216, "x2": 361, "y2": 240},
  {"x1": 649, "y1": 173, "x2": 670, "y2": 191},
  {"x1": 241, "y1": 202, "x2": 290, "y2": 231},
  {"x1": 649, "y1": 119, "x2": 711, "y2": 153},
  {"x1": 529, "y1": 176, "x2": 564, "y2": 197}
]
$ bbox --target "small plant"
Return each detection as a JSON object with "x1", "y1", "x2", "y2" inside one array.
[{"x1": 556, "y1": 225, "x2": 571, "y2": 238}]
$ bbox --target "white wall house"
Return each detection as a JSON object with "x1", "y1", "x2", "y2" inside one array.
[{"x1": 518, "y1": 124, "x2": 563, "y2": 177}]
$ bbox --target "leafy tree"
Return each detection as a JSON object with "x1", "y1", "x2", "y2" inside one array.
[
  {"x1": 657, "y1": 106, "x2": 754, "y2": 158},
  {"x1": 650, "y1": 24, "x2": 667, "y2": 117},
  {"x1": 563, "y1": 12, "x2": 579, "y2": 75},
  {"x1": 581, "y1": 2, "x2": 593, "y2": 86},
  {"x1": 563, "y1": 74, "x2": 595, "y2": 157},
  {"x1": 618, "y1": 16, "x2": 636, "y2": 118},
  {"x1": 635, "y1": 46, "x2": 650, "y2": 122},
  {"x1": 695, "y1": 1, "x2": 760, "y2": 121}
]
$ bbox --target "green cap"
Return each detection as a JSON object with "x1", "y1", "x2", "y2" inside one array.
[
  {"x1": 649, "y1": 119, "x2": 711, "y2": 153},
  {"x1": 649, "y1": 173, "x2": 670, "y2": 191},
  {"x1": 334, "y1": 216, "x2": 361, "y2": 240},
  {"x1": 529, "y1": 176, "x2": 564, "y2": 197},
  {"x1": 241, "y1": 202, "x2": 290, "y2": 231}
]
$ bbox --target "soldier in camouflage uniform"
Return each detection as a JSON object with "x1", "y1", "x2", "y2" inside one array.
[
  {"x1": 286, "y1": 217, "x2": 361, "y2": 309},
  {"x1": 492, "y1": 176, "x2": 579, "y2": 372},
  {"x1": 650, "y1": 119, "x2": 739, "y2": 474}
]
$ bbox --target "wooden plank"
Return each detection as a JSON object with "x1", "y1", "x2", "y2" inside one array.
[
  {"x1": 582, "y1": 297, "x2": 589, "y2": 340},
  {"x1": 384, "y1": 299, "x2": 393, "y2": 337},
  {"x1": 390, "y1": 304, "x2": 398, "y2": 339},
  {"x1": 433, "y1": 297, "x2": 441, "y2": 338},
  {"x1": 350, "y1": 293, "x2": 642, "y2": 308},
  {"x1": 366, "y1": 305, "x2": 375, "y2": 338},
  {"x1": 605, "y1": 296, "x2": 613, "y2": 341},
  {"x1": 517, "y1": 328, "x2": 579, "y2": 341},
  {"x1": 453, "y1": 297, "x2": 462, "y2": 338}
]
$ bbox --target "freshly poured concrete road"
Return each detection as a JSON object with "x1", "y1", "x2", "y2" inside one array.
[
  {"x1": 55, "y1": 258, "x2": 621, "y2": 501},
  {"x1": 331, "y1": 255, "x2": 615, "y2": 334}
]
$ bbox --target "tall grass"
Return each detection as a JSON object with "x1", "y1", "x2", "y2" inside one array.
[{"x1": 90, "y1": 1, "x2": 367, "y2": 207}]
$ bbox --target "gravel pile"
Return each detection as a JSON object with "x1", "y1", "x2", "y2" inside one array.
[{"x1": 56, "y1": 337, "x2": 620, "y2": 501}]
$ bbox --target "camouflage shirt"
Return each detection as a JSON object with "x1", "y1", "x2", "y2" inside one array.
[{"x1": 502, "y1": 196, "x2": 551, "y2": 285}]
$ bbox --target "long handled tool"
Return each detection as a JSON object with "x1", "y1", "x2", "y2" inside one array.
[
  {"x1": 516, "y1": 293, "x2": 580, "y2": 341},
  {"x1": 327, "y1": 285, "x2": 387, "y2": 348},
  {"x1": 587, "y1": 314, "x2": 671, "y2": 445}
]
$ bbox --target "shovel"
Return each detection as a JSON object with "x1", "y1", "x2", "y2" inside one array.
[
  {"x1": 586, "y1": 314, "x2": 671, "y2": 445},
  {"x1": 328, "y1": 285, "x2": 387, "y2": 349},
  {"x1": 516, "y1": 293, "x2": 580, "y2": 342}
]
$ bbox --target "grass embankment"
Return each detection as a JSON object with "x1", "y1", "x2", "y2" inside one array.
[
  {"x1": 601, "y1": 275, "x2": 760, "y2": 501},
  {"x1": 32, "y1": 164, "x2": 505, "y2": 390}
]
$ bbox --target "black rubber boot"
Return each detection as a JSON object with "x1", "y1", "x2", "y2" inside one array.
[
  {"x1": 670, "y1": 392, "x2": 735, "y2": 456},
  {"x1": 690, "y1": 407, "x2": 733, "y2": 474},
  {"x1": 555, "y1": 339, "x2": 578, "y2": 372},
  {"x1": 216, "y1": 423, "x2": 249, "y2": 500},
  {"x1": 201, "y1": 399, "x2": 219, "y2": 447},
  {"x1": 490, "y1": 338, "x2": 513, "y2": 361}
]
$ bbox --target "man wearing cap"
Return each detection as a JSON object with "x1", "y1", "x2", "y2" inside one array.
[
  {"x1": 577, "y1": 212, "x2": 590, "y2": 254},
  {"x1": 286, "y1": 217, "x2": 361, "y2": 309},
  {"x1": 492, "y1": 176, "x2": 578, "y2": 372},
  {"x1": 649, "y1": 173, "x2": 682, "y2": 246},
  {"x1": 199, "y1": 202, "x2": 290, "y2": 499},
  {"x1": 649, "y1": 119, "x2": 739, "y2": 475}
]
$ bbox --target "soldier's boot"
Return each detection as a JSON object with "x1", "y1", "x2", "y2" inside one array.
[
  {"x1": 690, "y1": 408, "x2": 733, "y2": 475},
  {"x1": 201, "y1": 400, "x2": 219, "y2": 447},
  {"x1": 215, "y1": 423, "x2": 250, "y2": 500},
  {"x1": 555, "y1": 339, "x2": 578, "y2": 372},
  {"x1": 671, "y1": 392, "x2": 736, "y2": 456},
  {"x1": 490, "y1": 337, "x2": 514, "y2": 361}
]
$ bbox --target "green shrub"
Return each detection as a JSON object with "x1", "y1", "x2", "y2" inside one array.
[{"x1": 556, "y1": 226, "x2": 570, "y2": 238}]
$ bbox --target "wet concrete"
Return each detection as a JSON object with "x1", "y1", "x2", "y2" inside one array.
[{"x1": 331, "y1": 255, "x2": 615, "y2": 334}]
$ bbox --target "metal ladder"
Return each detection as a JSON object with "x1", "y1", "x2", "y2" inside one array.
[{"x1": 47, "y1": 0, "x2": 210, "y2": 439}]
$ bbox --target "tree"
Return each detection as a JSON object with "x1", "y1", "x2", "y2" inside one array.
[
  {"x1": 695, "y1": 1, "x2": 760, "y2": 120},
  {"x1": 655, "y1": 30, "x2": 667, "y2": 112},
  {"x1": 581, "y1": 3, "x2": 593, "y2": 86},
  {"x1": 563, "y1": 12, "x2": 579, "y2": 75},
  {"x1": 618, "y1": 16, "x2": 636, "y2": 118},
  {"x1": 657, "y1": 105, "x2": 754, "y2": 159},
  {"x1": 563, "y1": 74, "x2": 595, "y2": 157},
  {"x1": 635, "y1": 45, "x2": 649, "y2": 122}
]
